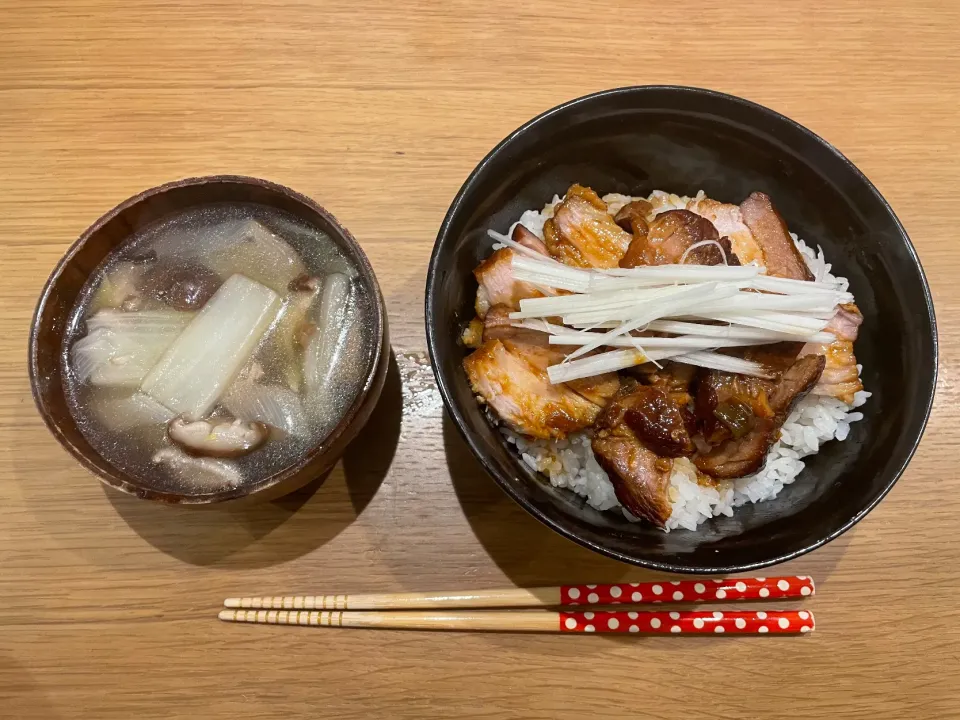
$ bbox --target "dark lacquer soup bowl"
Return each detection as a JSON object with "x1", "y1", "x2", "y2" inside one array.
[
  {"x1": 30, "y1": 175, "x2": 388, "y2": 504},
  {"x1": 426, "y1": 86, "x2": 937, "y2": 572}
]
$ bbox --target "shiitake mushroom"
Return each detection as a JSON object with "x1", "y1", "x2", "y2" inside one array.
[{"x1": 141, "y1": 261, "x2": 222, "y2": 311}]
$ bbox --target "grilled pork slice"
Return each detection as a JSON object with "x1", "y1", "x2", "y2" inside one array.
[
  {"x1": 694, "y1": 354, "x2": 825, "y2": 479},
  {"x1": 619, "y1": 209, "x2": 735, "y2": 268},
  {"x1": 501, "y1": 340, "x2": 620, "y2": 408},
  {"x1": 634, "y1": 361, "x2": 698, "y2": 408},
  {"x1": 593, "y1": 426, "x2": 674, "y2": 527},
  {"x1": 686, "y1": 196, "x2": 765, "y2": 266},
  {"x1": 694, "y1": 342, "x2": 806, "y2": 444},
  {"x1": 604, "y1": 385, "x2": 695, "y2": 458},
  {"x1": 696, "y1": 369, "x2": 775, "y2": 446},
  {"x1": 466, "y1": 224, "x2": 550, "y2": 343},
  {"x1": 543, "y1": 185, "x2": 633, "y2": 268},
  {"x1": 802, "y1": 303, "x2": 864, "y2": 404},
  {"x1": 479, "y1": 305, "x2": 550, "y2": 346},
  {"x1": 473, "y1": 247, "x2": 542, "y2": 317},
  {"x1": 739, "y1": 192, "x2": 814, "y2": 281},
  {"x1": 591, "y1": 381, "x2": 701, "y2": 527},
  {"x1": 463, "y1": 339, "x2": 616, "y2": 440}
]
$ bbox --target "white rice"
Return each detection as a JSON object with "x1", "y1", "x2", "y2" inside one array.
[{"x1": 498, "y1": 191, "x2": 870, "y2": 532}]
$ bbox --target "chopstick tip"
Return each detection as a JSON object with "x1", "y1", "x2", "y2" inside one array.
[
  {"x1": 218, "y1": 609, "x2": 236, "y2": 622},
  {"x1": 223, "y1": 597, "x2": 241, "y2": 608}
]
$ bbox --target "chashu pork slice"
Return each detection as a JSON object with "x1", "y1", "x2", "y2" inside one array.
[
  {"x1": 543, "y1": 185, "x2": 633, "y2": 269},
  {"x1": 694, "y1": 354, "x2": 825, "y2": 479},
  {"x1": 500, "y1": 339, "x2": 620, "y2": 408},
  {"x1": 473, "y1": 224, "x2": 550, "y2": 317},
  {"x1": 686, "y1": 196, "x2": 765, "y2": 267},
  {"x1": 463, "y1": 339, "x2": 618, "y2": 440},
  {"x1": 738, "y1": 192, "x2": 815, "y2": 281},
  {"x1": 592, "y1": 424, "x2": 674, "y2": 527},
  {"x1": 801, "y1": 303, "x2": 864, "y2": 404},
  {"x1": 619, "y1": 209, "x2": 737, "y2": 268},
  {"x1": 473, "y1": 247, "x2": 541, "y2": 317},
  {"x1": 590, "y1": 381, "x2": 697, "y2": 528}
]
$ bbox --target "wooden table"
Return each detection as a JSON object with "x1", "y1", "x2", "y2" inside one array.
[{"x1": 2, "y1": 1, "x2": 958, "y2": 717}]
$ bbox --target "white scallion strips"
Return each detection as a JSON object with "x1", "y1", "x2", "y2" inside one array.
[
  {"x1": 676, "y1": 351, "x2": 775, "y2": 378},
  {"x1": 547, "y1": 348, "x2": 773, "y2": 384},
  {"x1": 502, "y1": 250, "x2": 847, "y2": 381},
  {"x1": 141, "y1": 274, "x2": 282, "y2": 417},
  {"x1": 566, "y1": 284, "x2": 739, "y2": 327},
  {"x1": 518, "y1": 318, "x2": 835, "y2": 348},
  {"x1": 697, "y1": 312, "x2": 829, "y2": 336},
  {"x1": 588, "y1": 265, "x2": 759, "y2": 291},
  {"x1": 509, "y1": 284, "x2": 700, "y2": 320},
  {"x1": 509, "y1": 254, "x2": 592, "y2": 293},
  {"x1": 487, "y1": 230, "x2": 549, "y2": 261},
  {"x1": 71, "y1": 310, "x2": 193, "y2": 386},
  {"x1": 547, "y1": 349, "x2": 664, "y2": 383},
  {"x1": 546, "y1": 334, "x2": 769, "y2": 350},
  {"x1": 645, "y1": 320, "x2": 836, "y2": 344},
  {"x1": 750, "y1": 274, "x2": 851, "y2": 299},
  {"x1": 562, "y1": 283, "x2": 738, "y2": 362},
  {"x1": 701, "y1": 293, "x2": 839, "y2": 314}
]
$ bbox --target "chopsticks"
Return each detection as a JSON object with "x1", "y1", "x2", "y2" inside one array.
[
  {"x1": 223, "y1": 576, "x2": 814, "y2": 611},
  {"x1": 219, "y1": 608, "x2": 814, "y2": 634},
  {"x1": 220, "y1": 576, "x2": 815, "y2": 635}
]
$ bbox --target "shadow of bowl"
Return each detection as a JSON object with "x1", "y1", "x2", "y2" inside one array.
[
  {"x1": 443, "y1": 413, "x2": 660, "y2": 586},
  {"x1": 444, "y1": 406, "x2": 851, "y2": 588},
  {"x1": 102, "y1": 351, "x2": 403, "y2": 568}
]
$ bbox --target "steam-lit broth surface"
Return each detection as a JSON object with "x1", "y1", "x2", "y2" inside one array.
[{"x1": 62, "y1": 202, "x2": 378, "y2": 494}]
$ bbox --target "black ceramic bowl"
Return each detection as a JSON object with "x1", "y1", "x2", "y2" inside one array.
[{"x1": 426, "y1": 86, "x2": 937, "y2": 573}]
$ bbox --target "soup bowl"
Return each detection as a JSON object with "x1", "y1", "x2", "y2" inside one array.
[
  {"x1": 30, "y1": 175, "x2": 389, "y2": 504},
  {"x1": 426, "y1": 86, "x2": 937, "y2": 572}
]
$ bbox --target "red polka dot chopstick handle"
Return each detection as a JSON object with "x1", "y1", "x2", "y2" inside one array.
[
  {"x1": 560, "y1": 610, "x2": 814, "y2": 635},
  {"x1": 560, "y1": 576, "x2": 814, "y2": 605}
]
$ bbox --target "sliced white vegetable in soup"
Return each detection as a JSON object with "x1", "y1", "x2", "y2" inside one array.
[
  {"x1": 71, "y1": 310, "x2": 193, "y2": 386},
  {"x1": 303, "y1": 272, "x2": 352, "y2": 408},
  {"x1": 267, "y1": 276, "x2": 321, "y2": 393},
  {"x1": 202, "y1": 220, "x2": 307, "y2": 295},
  {"x1": 89, "y1": 392, "x2": 176, "y2": 432},
  {"x1": 222, "y1": 381, "x2": 310, "y2": 437},
  {"x1": 141, "y1": 274, "x2": 282, "y2": 418},
  {"x1": 152, "y1": 447, "x2": 242, "y2": 488}
]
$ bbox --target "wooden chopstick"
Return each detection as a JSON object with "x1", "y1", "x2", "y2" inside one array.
[
  {"x1": 223, "y1": 576, "x2": 814, "y2": 610},
  {"x1": 218, "y1": 608, "x2": 815, "y2": 634}
]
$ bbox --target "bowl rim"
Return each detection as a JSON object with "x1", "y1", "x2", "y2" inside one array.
[
  {"x1": 426, "y1": 85, "x2": 939, "y2": 572},
  {"x1": 29, "y1": 174, "x2": 387, "y2": 504}
]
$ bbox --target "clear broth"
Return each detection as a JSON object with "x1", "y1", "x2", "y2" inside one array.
[{"x1": 62, "y1": 202, "x2": 379, "y2": 494}]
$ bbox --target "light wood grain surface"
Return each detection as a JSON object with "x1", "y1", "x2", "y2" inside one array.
[{"x1": 1, "y1": 1, "x2": 958, "y2": 718}]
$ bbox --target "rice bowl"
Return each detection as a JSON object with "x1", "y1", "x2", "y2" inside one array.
[{"x1": 426, "y1": 85, "x2": 936, "y2": 571}]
